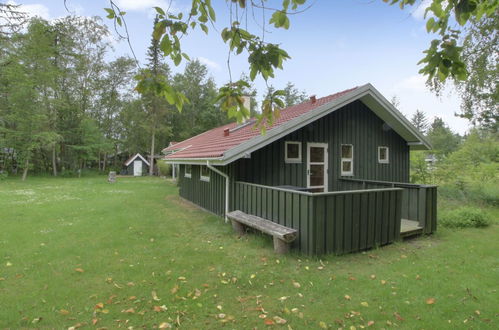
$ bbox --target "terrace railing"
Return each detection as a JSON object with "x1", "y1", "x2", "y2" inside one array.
[
  {"x1": 232, "y1": 181, "x2": 403, "y2": 255},
  {"x1": 338, "y1": 178, "x2": 437, "y2": 234}
]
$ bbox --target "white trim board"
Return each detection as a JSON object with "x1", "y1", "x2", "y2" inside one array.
[
  {"x1": 165, "y1": 84, "x2": 431, "y2": 165},
  {"x1": 125, "y1": 153, "x2": 150, "y2": 167}
]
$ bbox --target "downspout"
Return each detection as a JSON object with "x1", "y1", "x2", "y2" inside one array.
[{"x1": 207, "y1": 161, "x2": 229, "y2": 223}]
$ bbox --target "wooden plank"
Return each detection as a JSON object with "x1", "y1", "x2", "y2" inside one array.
[
  {"x1": 381, "y1": 191, "x2": 389, "y2": 244},
  {"x1": 387, "y1": 190, "x2": 395, "y2": 243},
  {"x1": 344, "y1": 193, "x2": 353, "y2": 253},
  {"x1": 285, "y1": 192, "x2": 293, "y2": 228},
  {"x1": 335, "y1": 195, "x2": 344, "y2": 254},
  {"x1": 352, "y1": 193, "x2": 360, "y2": 252},
  {"x1": 366, "y1": 192, "x2": 375, "y2": 249},
  {"x1": 359, "y1": 192, "x2": 368, "y2": 250},
  {"x1": 299, "y1": 195, "x2": 308, "y2": 252},
  {"x1": 326, "y1": 195, "x2": 335, "y2": 253},
  {"x1": 374, "y1": 191, "x2": 383, "y2": 245},
  {"x1": 315, "y1": 196, "x2": 325, "y2": 255},
  {"x1": 394, "y1": 190, "x2": 402, "y2": 240},
  {"x1": 227, "y1": 211, "x2": 298, "y2": 242}
]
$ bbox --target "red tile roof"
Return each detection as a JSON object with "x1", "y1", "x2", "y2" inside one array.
[{"x1": 163, "y1": 87, "x2": 358, "y2": 159}]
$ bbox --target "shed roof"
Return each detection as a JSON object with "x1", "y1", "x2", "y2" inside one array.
[
  {"x1": 124, "y1": 153, "x2": 150, "y2": 167},
  {"x1": 163, "y1": 83, "x2": 430, "y2": 165}
]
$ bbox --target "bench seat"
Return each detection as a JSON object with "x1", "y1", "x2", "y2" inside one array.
[{"x1": 227, "y1": 210, "x2": 298, "y2": 254}]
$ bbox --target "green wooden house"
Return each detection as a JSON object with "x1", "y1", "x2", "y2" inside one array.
[{"x1": 163, "y1": 84, "x2": 437, "y2": 255}]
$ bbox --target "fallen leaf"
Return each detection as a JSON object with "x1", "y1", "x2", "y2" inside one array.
[
  {"x1": 475, "y1": 310, "x2": 480, "y2": 315},
  {"x1": 264, "y1": 318, "x2": 275, "y2": 325},
  {"x1": 348, "y1": 276, "x2": 356, "y2": 281},
  {"x1": 344, "y1": 295, "x2": 351, "y2": 300},
  {"x1": 370, "y1": 274, "x2": 376, "y2": 279},
  {"x1": 152, "y1": 291, "x2": 161, "y2": 301},
  {"x1": 218, "y1": 313, "x2": 226, "y2": 319},
  {"x1": 122, "y1": 308, "x2": 135, "y2": 314},
  {"x1": 59, "y1": 309, "x2": 70, "y2": 315},
  {"x1": 426, "y1": 298, "x2": 436, "y2": 305},
  {"x1": 153, "y1": 305, "x2": 168, "y2": 312},
  {"x1": 92, "y1": 318, "x2": 98, "y2": 325},
  {"x1": 74, "y1": 268, "x2": 84, "y2": 273},
  {"x1": 217, "y1": 305, "x2": 223, "y2": 311},
  {"x1": 415, "y1": 275, "x2": 421, "y2": 280},
  {"x1": 94, "y1": 302, "x2": 104, "y2": 309},
  {"x1": 394, "y1": 312, "x2": 404, "y2": 321},
  {"x1": 361, "y1": 302, "x2": 369, "y2": 307},
  {"x1": 292, "y1": 281, "x2": 301, "y2": 288},
  {"x1": 380, "y1": 280, "x2": 387, "y2": 285},
  {"x1": 319, "y1": 321, "x2": 328, "y2": 328},
  {"x1": 178, "y1": 276, "x2": 186, "y2": 281},
  {"x1": 278, "y1": 296, "x2": 289, "y2": 301},
  {"x1": 128, "y1": 296, "x2": 137, "y2": 301},
  {"x1": 250, "y1": 274, "x2": 256, "y2": 279},
  {"x1": 127, "y1": 281, "x2": 135, "y2": 286},
  {"x1": 171, "y1": 285, "x2": 179, "y2": 294},
  {"x1": 6, "y1": 262, "x2": 12, "y2": 267},
  {"x1": 367, "y1": 320, "x2": 375, "y2": 326},
  {"x1": 31, "y1": 317, "x2": 42, "y2": 324},
  {"x1": 274, "y1": 316, "x2": 287, "y2": 324},
  {"x1": 259, "y1": 314, "x2": 267, "y2": 319},
  {"x1": 101, "y1": 309, "x2": 109, "y2": 314},
  {"x1": 158, "y1": 322, "x2": 172, "y2": 329}
]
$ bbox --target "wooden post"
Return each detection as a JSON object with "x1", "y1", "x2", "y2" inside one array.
[
  {"x1": 231, "y1": 220, "x2": 246, "y2": 236},
  {"x1": 273, "y1": 236, "x2": 290, "y2": 254}
]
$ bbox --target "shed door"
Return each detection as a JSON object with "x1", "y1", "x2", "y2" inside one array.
[
  {"x1": 307, "y1": 143, "x2": 328, "y2": 192},
  {"x1": 133, "y1": 160, "x2": 142, "y2": 176}
]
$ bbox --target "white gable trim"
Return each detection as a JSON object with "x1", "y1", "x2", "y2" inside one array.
[
  {"x1": 165, "y1": 84, "x2": 431, "y2": 165},
  {"x1": 125, "y1": 153, "x2": 150, "y2": 167}
]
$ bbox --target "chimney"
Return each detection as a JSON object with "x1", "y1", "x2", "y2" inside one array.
[
  {"x1": 310, "y1": 95, "x2": 316, "y2": 103},
  {"x1": 223, "y1": 128, "x2": 230, "y2": 137},
  {"x1": 242, "y1": 95, "x2": 251, "y2": 122}
]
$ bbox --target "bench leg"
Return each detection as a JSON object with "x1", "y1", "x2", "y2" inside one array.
[
  {"x1": 231, "y1": 220, "x2": 246, "y2": 236},
  {"x1": 273, "y1": 236, "x2": 290, "y2": 254}
]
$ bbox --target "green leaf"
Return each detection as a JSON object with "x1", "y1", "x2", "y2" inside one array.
[{"x1": 154, "y1": 6, "x2": 166, "y2": 16}]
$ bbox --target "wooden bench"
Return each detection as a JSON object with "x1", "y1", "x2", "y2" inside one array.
[{"x1": 227, "y1": 210, "x2": 298, "y2": 254}]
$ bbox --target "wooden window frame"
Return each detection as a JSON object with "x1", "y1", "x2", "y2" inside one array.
[
  {"x1": 184, "y1": 164, "x2": 192, "y2": 178},
  {"x1": 378, "y1": 146, "x2": 389, "y2": 164},
  {"x1": 285, "y1": 141, "x2": 302, "y2": 163},
  {"x1": 200, "y1": 165, "x2": 210, "y2": 182},
  {"x1": 340, "y1": 144, "x2": 354, "y2": 176}
]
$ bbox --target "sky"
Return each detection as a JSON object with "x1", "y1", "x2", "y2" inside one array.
[{"x1": 7, "y1": 0, "x2": 470, "y2": 134}]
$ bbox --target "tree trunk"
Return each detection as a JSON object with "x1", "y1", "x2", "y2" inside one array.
[
  {"x1": 149, "y1": 129, "x2": 155, "y2": 176},
  {"x1": 103, "y1": 153, "x2": 107, "y2": 172},
  {"x1": 21, "y1": 157, "x2": 29, "y2": 181},
  {"x1": 52, "y1": 144, "x2": 58, "y2": 176}
]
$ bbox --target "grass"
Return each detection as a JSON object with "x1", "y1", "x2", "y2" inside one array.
[{"x1": 0, "y1": 176, "x2": 497, "y2": 329}]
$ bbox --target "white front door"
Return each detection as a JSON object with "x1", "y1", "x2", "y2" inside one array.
[
  {"x1": 133, "y1": 160, "x2": 142, "y2": 176},
  {"x1": 307, "y1": 143, "x2": 328, "y2": 192}
]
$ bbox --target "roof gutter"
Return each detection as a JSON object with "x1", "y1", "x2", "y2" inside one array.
[{"x1": 206, "y1": 161, "x2": 229, "y2": 223}]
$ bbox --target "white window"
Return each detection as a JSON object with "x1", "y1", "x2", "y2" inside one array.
[
  {"x1": 200, "y1": 165, "x2": 210, "y2": 182},
  {"x1": 285, "y1": 141, "x2": 302, "y2": 163},
  {"x1": 378, "y1": 146, "x2": 389, "y2": 164},
  {"x1": 341, "y1": 144, "x2": 353, "y2": 176},
  {"x1": 184, "y1": 164, "x2": 192, "y2": 178}
]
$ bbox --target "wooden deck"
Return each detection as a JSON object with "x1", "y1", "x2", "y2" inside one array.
[{"x1": 400, "y1": 219, "x2": 423, "y2": 237}]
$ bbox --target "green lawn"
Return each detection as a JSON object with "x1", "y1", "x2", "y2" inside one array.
[{"x1": 0, "y1": 177, "x2": 497, "y2": 329}]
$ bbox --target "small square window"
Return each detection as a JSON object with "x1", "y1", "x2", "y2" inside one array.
[
  {"x1": 184, "y1": 164, "x2": 192, "y2": 178},
  {"x1": 340, "y1": 144, "x2": 353, "y2": 176},
  {"x1": 285, "y1": 141, "x2": 302, "y2": 163},
  {"x1": 200, "y1": 165, "x2": 210, "y2": 182},
  {"x1": 378, "y1": 146, "x2": 389, "y2": 164}
]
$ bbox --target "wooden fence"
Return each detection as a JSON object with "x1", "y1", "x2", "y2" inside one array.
[
  {"x1": 338, "y1": 178, "x2": 437, "y2": 234},
  {"x1": 232, "y1": 181, "x2": 403, "y2": 255}
]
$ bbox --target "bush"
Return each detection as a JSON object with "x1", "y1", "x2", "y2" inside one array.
[
  {"x1": 438, "y1": 182, "x2": 499, "y2": 206},
  {"x1": 157, "y1": 160, "x2": 171, "y2": 177},
  {"x1": 439, "y1": 207, "x2": 492, "y2": 228}
]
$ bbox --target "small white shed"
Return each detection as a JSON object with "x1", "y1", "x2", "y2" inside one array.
[{"x1": 124, "y1": 153, "x2": 150, "y2": 176}]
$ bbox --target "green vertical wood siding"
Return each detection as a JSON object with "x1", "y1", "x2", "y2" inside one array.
[
  {"x1": 178, "y1": 164, "x2": 227, "y2": 217},
  {"x1": 338, "y1": 178, "x2": 437, "y2": 234},
  {"x1": 233, "y1": 181, "x2": 403, "y2": 255},
  {"x1": 234, "y1": 100, "x2": 410, "y2": 189}
]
